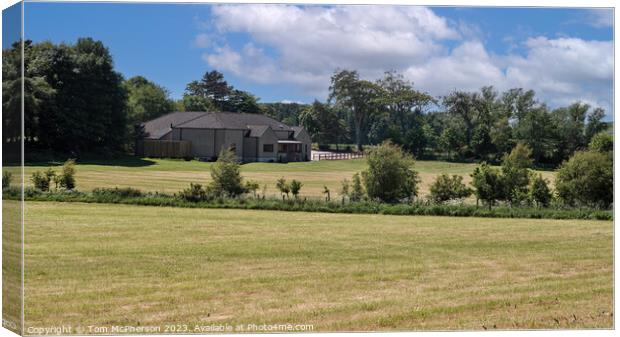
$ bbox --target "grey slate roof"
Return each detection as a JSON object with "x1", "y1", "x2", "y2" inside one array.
[
  {"x1": 142, "y1": 111, "x2": 205, "y2": 139},
  {"x1": 143, "y1": 111, "x2": 296, "y2": 140},
  {"x1": 291, "y1": 126, "x2": 305, "y2": 138},
  {"x1": 247, "y1": 125, "x2": 269, "y2": 137},
  {"x1": 174, "y1": 112, "x2": 293, "y2": 132}
]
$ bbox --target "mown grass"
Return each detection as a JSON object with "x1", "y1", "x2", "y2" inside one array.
[
  {"x1": 5, "y1": 157, "x2": 555, "y2": 199},
  {"x1": 23, "y1": 201, "x2": 612, "y2": 331},
  {"x1": 2, "y1": 200, "x2": 22, "y2": 334}
]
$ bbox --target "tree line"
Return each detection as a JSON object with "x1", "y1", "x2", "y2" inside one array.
[
  {"x1": 3, "y1": 38, "x2": 611, "y2": 167},
  {"x1": 301, "y1": 69, "x2": 610, "y2": 167}
]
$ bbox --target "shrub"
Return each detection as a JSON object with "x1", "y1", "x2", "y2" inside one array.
[
  {"x1": 350, "y1": 173, "x2": 364, "y2": 202},
  {"x1": 339, "y1": 179, "x2": 349, "y2": 203},
  {"x1": 244, "y1": 180, "x2": 260, "y2": 198},
  {"x1": 2, "y1": 171, "x2": 12, "y2": 189},
  {"x1": 92, "y1": 187, "x2": 143, "y2": 198},
  {"x1": 555, "y1": 150, "x2": 613, "y2": 208},
  {"x1": 529, "y1": 174, "x2": 552, "y2": 208},
  {"x1": 56, "y1": 159, "x2": 76, "y2": 190},
  {"x1": 276, "y1": 178, "x2": 290, "y2": 200},
  {"x1": 31, "y1": 171, "x2": 51, "y2": 191},
  {"x1": 210, "y1": 149, "x2": 244, "y2": 198},
  {"x1": 362, "y1": 141, "x2": 419, "y2": 203},
  {"x1": 290, "y1": 179, "x2": 303, "y2": 199},
  {"x1": 429, "y1": 174, "x2": 472, "y2": 203},
  {"x1": 178, "y1": 183, "x2": 211, "y2": 202},
  {"x1": 588, "y1": 132, "x2": 613, "y2": 153},
  {"x1": 323, "y1": 185, "x2": 331, "y2": 202},
  {"x1": 471, "y1": 163, "x2": 504, "y2": 209},
  {"x1": 501, "y1": 143, "x2": 532, "y2": 205}
]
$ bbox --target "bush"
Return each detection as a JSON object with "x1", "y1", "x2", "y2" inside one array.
[
  {"x1": 276, "y1": 177, "x2": 290, "y2": 199},
  {"x1": 210, "y1": 149, "x2": 244, "y2": 198},
  {"x1": 471, "y1": 163, "x2": 504, "y2": 209},
  {"x1": 362, "y1": 141, "x2": 419, "y2": 203},
  {"x1": 429, "y1": 174, "x2": 472, "y2": 203},
  {"x1": 290, "y1": 179, "x2": 303, "y2": 199},
  {"x1": 2, "y1": 171, "x2": 12, "y2": 189},
  {"x1": 31, "y1": 171, "x2": 51, "y2": 191},
  {"x1": 178, "y1": 183, "x2": 212, "y2": 202},
  {"x1": 244, "y1": 180, "x2": 260, "y2": 198},
  {"x1": 350, "y1": 173, "x2": 364, "y2": 202},
  {"x1": 501, "y1": 143, "x2": 533, "y2": 205},
  {"x1": 56, "y1": 159, "x2": 76, "y2": 190},
  {"x1": 589, "y1": 132, "x2": 613, "y2": 153},
  {"x1": 529, "y1": 174, "x2": 552, "y2": 208},
  {"x1": 556, "y1": 150, "x2": 613, "y2": 208},
  {"x1": 92, "y1": 187, "x2": 143, "y2": 198}
]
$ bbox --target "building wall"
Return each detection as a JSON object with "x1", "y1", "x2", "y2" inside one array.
[
  {"x1": 173, "y1": 128, "x2": 216, "y2": 158},
  {"x1": 257, "y1": 128, "x2": 278, "y2": 162},
  {"x1": 242, "y1": 137, "x2": 257, "y2": 162},
  {"x1": 295, "y1": 129, "x2": 312, "y2": 161},
  {"x1": 274, "y1": 130, "x2": 292, "y2": 140},
  {"x1": 174, "y1": 128, "x2": 244, "y2": 160}
]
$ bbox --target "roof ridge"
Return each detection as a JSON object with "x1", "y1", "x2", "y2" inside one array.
[{"x1": 171, "y1": 112, "x2": 209, "y2": 128}]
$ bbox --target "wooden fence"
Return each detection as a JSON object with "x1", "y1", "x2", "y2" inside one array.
[
  {"x1": 312, "y1": 152, "x2": 364, "y2": 161},
  {"x1": 136, "y1": 139, "x2": 192, "y2": 158}
]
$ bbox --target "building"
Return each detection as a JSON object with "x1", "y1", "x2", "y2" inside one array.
[{"x1": 138, "y1": 111, "x2": 312, "y2": 162}]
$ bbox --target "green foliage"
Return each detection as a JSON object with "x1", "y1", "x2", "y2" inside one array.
[
  {"x1": 588, "y1": 132, "x2": 613, "y2": 153},
  {"x1": 529, "y1": 174, "x2": 552, "y2": 208},
  {"x1": 501, "y1": 143, "x2": 533, "y2": 204},
  {"x1": 2, "y1": 171, "x2": 12, "y2": 189},
  {"x1": 323, "y1": 185, "x2": 331, "y2": 202},
  {"x1": 556, "y1": 151, "x2": 613, "y2": 208},
  {"x1": 184, "y1": 70, "x2": 261, "y2": 113},
  {"x1": 300, "y1": 100, "x2": 346, "y2": 146},
  {"x1": 329, "y1": 69, "x2": 381, "y2": 151},
  {"x1": 471, "y1": 163, "x2": 504, "y2": 208},
  {"x1": 276, "y1": 178, "x2": 291, "y2": 199},
  {"x1": 31, "y1": 171, "x2": 50, "y2": 191},
  {"x1": 55, "y1": 159, "x2": 77, "y2": 190},
  {"x1": 429, "y1": 174, "x2": 472, "y2": 203},
  {"x1": 177, "y1": 94, "x2": 214, "y2": 112},
  {"x1": 339, "y1": 179, "x2": 350, "y2": 202},
  {"x1": 124, "y1": 76, "x2": 174, "y2": 124},
  {"x1": 10, "y1": 189, "x2": 612, "y2": 221},
  {"x1": 362, "y1": 141, "x2": 419, "y2": 203},
  {"x1": 290, "y1": 179, "x2": 303, "y2": 199},
  {"x1": 178, "y1": 183, "x2": 212, "y2": 202},
  {"x1": 210, "y1": 149, "x2": 244, "y2": 198},
  {"x1": 12, "y1": 38, "x2": 128, "y2": 153},
  {"x1": 31, "y1": 167, "x2": 57, "y2": 191},
  {"x1": 244, "y1": 180, "x2": 260, "y2": 198},
  {"x1": 350, "y1": 173, "x2": 364, "y2": 202},
  {"x1": 93, "y1": 187, "x2": 143, "y2": 199}
]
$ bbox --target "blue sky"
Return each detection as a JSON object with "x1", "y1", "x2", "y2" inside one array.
[{"x1": 20, "y1": 2, "x2": 614, "y2": 117}]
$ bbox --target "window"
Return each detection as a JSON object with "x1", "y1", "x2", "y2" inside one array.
[
  {"x1": 295, "y1": 144, "x2": 301, "y2": 153},
  {"x1": 263, "y1": 144, "x2": 274, "y2": 153},
  {"x1": 278, "y1": 144, "x2": 286, "y2": 153}
]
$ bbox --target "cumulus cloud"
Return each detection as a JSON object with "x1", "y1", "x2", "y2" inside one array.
[{"x1": 199, "y1": 4, "x2": 613, "y2": 114}]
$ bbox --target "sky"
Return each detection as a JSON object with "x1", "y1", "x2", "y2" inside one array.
[{"x1": 19, "y1": 2, "x2": 615, "y2": 117}]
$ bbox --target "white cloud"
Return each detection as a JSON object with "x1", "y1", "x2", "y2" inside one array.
[
  {"x1": 584, "y1": 9, "x2": 613, "y2": 28},
  {"x1": 193, "y1": 33, "x2": 211, "y2": 48},
  {"x1": 199, "y1": 4, "x2": 613, "y2": 114}
]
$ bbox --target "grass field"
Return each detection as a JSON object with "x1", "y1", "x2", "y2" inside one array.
[
  {"x1": 8, "y1": 157, "x2": 555, "y2": 199},
  {"x1": 23, "y1": 201, "x2": 612, "y2": 331}
]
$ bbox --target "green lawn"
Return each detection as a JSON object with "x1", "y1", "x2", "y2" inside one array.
[
  {"x1": 7, "y1": 157, "x2": 555, "y2": 199},
  {"x1": 22, "y1": 201, "x2": 612, "y2": 331}
]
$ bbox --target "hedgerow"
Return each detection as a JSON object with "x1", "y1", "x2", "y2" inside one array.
[{"x1": 5, "y1": 189, "x2": 611, "y2": 221}]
